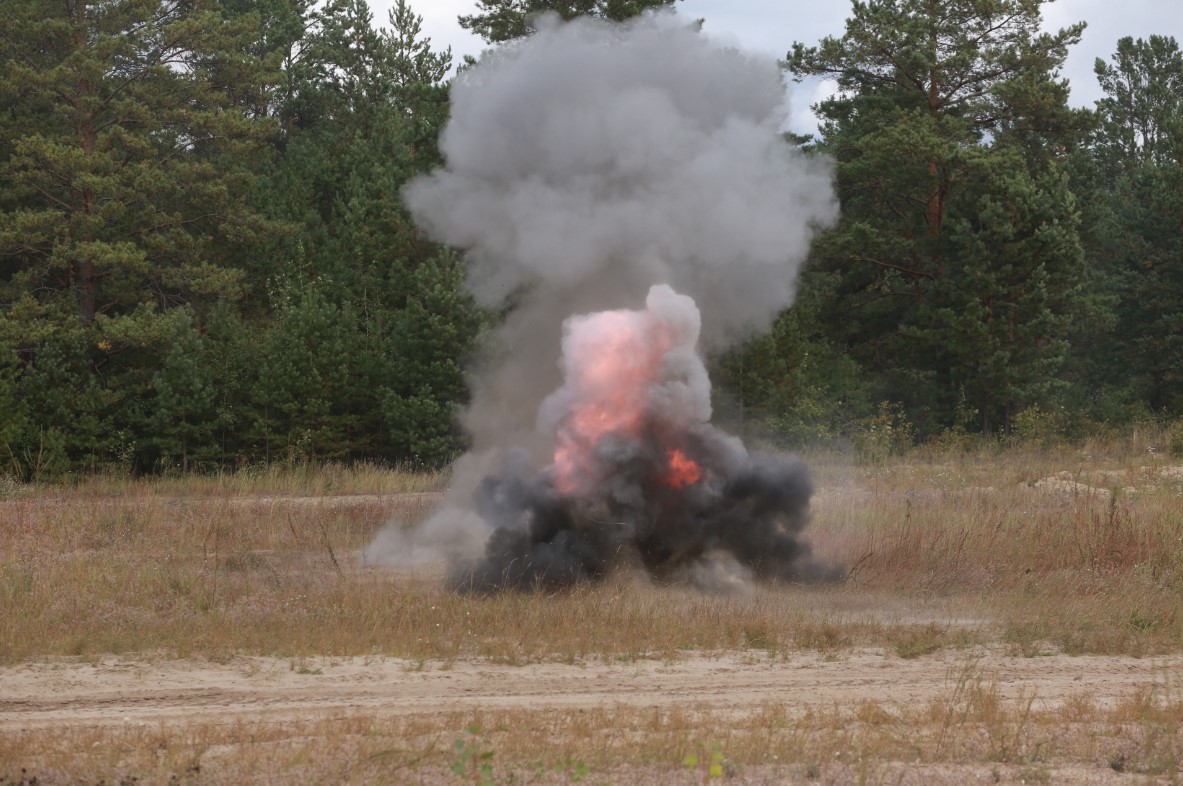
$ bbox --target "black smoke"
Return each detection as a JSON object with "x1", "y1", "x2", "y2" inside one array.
[{"x1": 451, "y1": 422, "x2": 843, "y2": 593}]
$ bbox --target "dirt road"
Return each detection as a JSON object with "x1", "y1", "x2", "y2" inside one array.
[{"x1": 2, "y1": 649, "x2": 1177, "y2": 732}]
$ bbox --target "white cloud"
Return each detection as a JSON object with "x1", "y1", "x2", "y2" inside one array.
[
  {"x1": 1042, "y1": 0, "x2": 1183, "y2": 106},
  {"x1": 374, "y1": 0, "x2": 1183, "y2": 123}
]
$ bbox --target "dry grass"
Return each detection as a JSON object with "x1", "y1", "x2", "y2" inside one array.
[
  {"x1": 2, "y1": 447, "x2": 1181, "y2": 662},
  {"x1": 808, "y1": 443, "x2": 1183, "y2": 658},
  {"x1": 0, "y1": 460, "x2": 448, "y2": 501},
  {"x1": 3, "y1": 447, "x2": 1183, "y2": 783}
]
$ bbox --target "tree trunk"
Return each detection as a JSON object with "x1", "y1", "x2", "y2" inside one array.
[
  {"x1": 73, "y1": 0, "x2": 98, "y2": 326},
  {"x1": 926, "y1": 58, "x2": 945, "y2": 238}
]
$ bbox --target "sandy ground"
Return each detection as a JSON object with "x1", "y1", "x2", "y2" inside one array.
[{"x1": 3, "y1": 648, "x2": 1179, "y2": 732}]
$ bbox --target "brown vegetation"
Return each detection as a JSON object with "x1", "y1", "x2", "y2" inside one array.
[{"x1": 1, "y1": 441, "x2": 1181, "y2": 783}]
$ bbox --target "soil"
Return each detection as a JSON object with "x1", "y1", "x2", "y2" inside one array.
[{"x1": 2, "y1": 648, "x2": 1177, "y2": 732}]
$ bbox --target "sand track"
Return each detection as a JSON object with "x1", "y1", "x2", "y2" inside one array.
[{"x1": 3, "y1": 650, "x2": 1178, "y2": 731}]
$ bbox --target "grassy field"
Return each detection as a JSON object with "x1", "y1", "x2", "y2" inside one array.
[{"x1": 2, "y1": 438, "x2": 1182, "y2": 784}]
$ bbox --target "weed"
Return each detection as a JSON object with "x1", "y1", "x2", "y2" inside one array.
[
  {"x1": 740, "y1": 624, "x2": 775, "y2": 651},
  {"x1": 1017, "y1": 765, "x2": 1050, "y2": 783},
  {"x1": 682, "y1": 743, "x2": 730, "y2": 781},
  {"x1": 889, "y1": 623, "x2": 946, "y2": 659},
  {"x1": 552, "y1": 757, "x2": 590, "y2": 783},
  {"x1": 451, "y1": 726, "x2": 495, "y2": 786}
]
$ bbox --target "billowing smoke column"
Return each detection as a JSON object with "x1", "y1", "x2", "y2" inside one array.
[{"x1": 365, "y1": 13, "x2": 843, "y2": 590}]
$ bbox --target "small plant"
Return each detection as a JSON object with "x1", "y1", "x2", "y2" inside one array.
[
  {"x1": 1127, "y1": 609, "x2": 1158, "y2": 633},
  {"x1": 1166, "y1": 419, "x2": 1183, "y2": 457},
  {"x1": 290, "y1": 657, "x2": 323, "y2": 675},
  {"x1": 890, "y1": 623, "x2": 946, "y2": 659},
  {"x1": 1123, "y1": 685, "x2": 1182, "y2": 776},
  {"x1": 451, "y1": 725, "x2": 495, "y2": 786},
  {"x1": 683, "y1": 743, "x2": 731, "y2": 782},
  {"x1": 552, "y1": 756, "x2": 589, "y2": 783},
  {"x1": 855, "y1": 401, "x2": 915, "y2": 463},
  {"x1": 740, "y1": 624, "x2": 774, "y2": 651}
]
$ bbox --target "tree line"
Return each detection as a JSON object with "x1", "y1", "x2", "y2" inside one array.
[{"x1": 0, "y1": 0, "x2": 1179, "y2": 477}]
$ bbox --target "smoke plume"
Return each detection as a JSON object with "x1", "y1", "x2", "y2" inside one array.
[{"x1": 366, "y1": 12, "x2": 842, "y2": 590}]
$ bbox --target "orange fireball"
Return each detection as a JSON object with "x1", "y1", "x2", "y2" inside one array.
[
  {"x1": 664, "y1": 448, "x2": 702, "y2": 489},
  {"x1": 549, "y1": 289, "x2": 704, "y2": 496}
]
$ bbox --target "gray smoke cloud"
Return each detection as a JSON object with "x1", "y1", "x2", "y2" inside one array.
[{"x1": 365, "y1": 12, "x2": 840, "y2": 586}]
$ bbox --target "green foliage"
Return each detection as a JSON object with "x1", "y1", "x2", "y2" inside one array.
[
  {"x1": 7, "y1": 336, "x2": 117, "y2": 477},
  {"x1": 786, "y1": 0, "x2": 1091, "y2": 438},
  {"x1": 376, "y1": 251, "x2": 476, "y2": 464},
  {"x1": 253, "y1": 280, "x2": 368, "y2": 462},
  {"x1": 0, "y1": 0, "x2": 1180, "y2": 472},
  {"x1": 682, "y1": 743, "x2": 731, "y2": 780},
  {"x1": 854, "y1": 402, "x2": 916, "y2": 463},
  {"x1": 256, "y1": 0, "x2": 477, "y2": 466},
  {"x1": 0, "y1": 0, "x2": 477, "y2": 475},
  {"x1": 711, "y1": 285, "x2": 871, "y2": 447},
  {"x1": 450, "y1": 725, "x2": 496, "y2": 786},
  {"x1": 0, "y1": 0, "x2": 278, "y2": 329},
  {"x1": 553, "y1": 757, "x2": 590, "y2": 782},
  {"x1": 1009, "y1": 404, "x2": 1069, "y2": 448},
  {"x1": 147, "y1": 313, "x2": 224, "y2": 472},
  {"x1": 1074, "y1": 37, "x2": 1183, "y2": 422},
  {"x1": 1167, "y1": 421, "x2": 1183, "y2": 458},
  {"x1": 459, "y1": 0, "x2": 683, "y2": 43},
  {"x1": 1093, "y1": 36, "x2": 1183, "y2": 178},
  {"x1": 0, "y1": 348, "x2": 29, "y2": 476}
]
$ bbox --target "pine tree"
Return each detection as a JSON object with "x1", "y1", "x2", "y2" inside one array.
[
  {"x1": 1093, "y1": 36, "x2": 1183, "y2": 179},
  {"x1": 147, "y1": 312, "x2": 223, "y2": 472},
  {"x1": 0, "y1": 0, "x2": 276, "y2": 328},
  {"x1": 253, "y1": 281, "x2": 367, "y2": 462},
  {"x1": 256, "y1": 0, "x2": 478, "y2": 465},
  {"x1": 0, "y1": 346, "x2": 30, "y2": 476},
  {"x1": 1069, "y1": 36, "x2": 1183, "y2": 416},
  {"x1": 1115, "y1": 163, "x2": 1183, "y2": 414},
  {"x1": 459, "y1": 0, "x2": 682, "y2": 44},
  {"x1": 785, "y1": 0, "x2": 1090, "y2": 436},
  {"x1": 378, "y1": 249, "x2": 479, "y2": 464},
  {"x1": 0, "y1": 0, "x2": 277, "y2": 472}
]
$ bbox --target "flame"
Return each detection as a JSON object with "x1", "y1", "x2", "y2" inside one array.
[
  {"x1": 549, "y1": 287, "x2": 710, "y2": 498},
  {"x1": 551, "y1": 309, "x2": 676, "y2": 495},
  {"x1": 664, "y1": 448, "x2": 702, "y2": 489}
]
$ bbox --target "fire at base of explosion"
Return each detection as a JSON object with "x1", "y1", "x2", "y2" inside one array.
[
  {"x1": 425, "y1": 286, "x2": 844, "y2": 595},
  {"x1": 448, "y1": 446, "x2": 846, "y2": 594}
]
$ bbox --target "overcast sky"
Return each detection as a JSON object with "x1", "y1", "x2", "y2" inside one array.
[{"x1": 372, "y1": 0, "x2": 1183, "y2": 134}]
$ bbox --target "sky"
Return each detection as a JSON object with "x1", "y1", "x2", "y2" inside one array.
[{"x1": 374, "y1": 0, "x2": 1183, "y2": 135}]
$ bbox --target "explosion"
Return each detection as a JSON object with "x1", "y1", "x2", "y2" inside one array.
[
  {"x1": 547, "y1": 285, "x2": 706, "y2": 498},
  {"x1": 365, "y1": 13, "x2": 844, "y2": 592},
  {"x1": 452, "y1": 285, "x2": 842, "y2": 592}
]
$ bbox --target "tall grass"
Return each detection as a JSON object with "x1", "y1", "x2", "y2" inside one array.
[{"x1": 1, "y1": 443, "x2": 1181, "y2": 662}]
